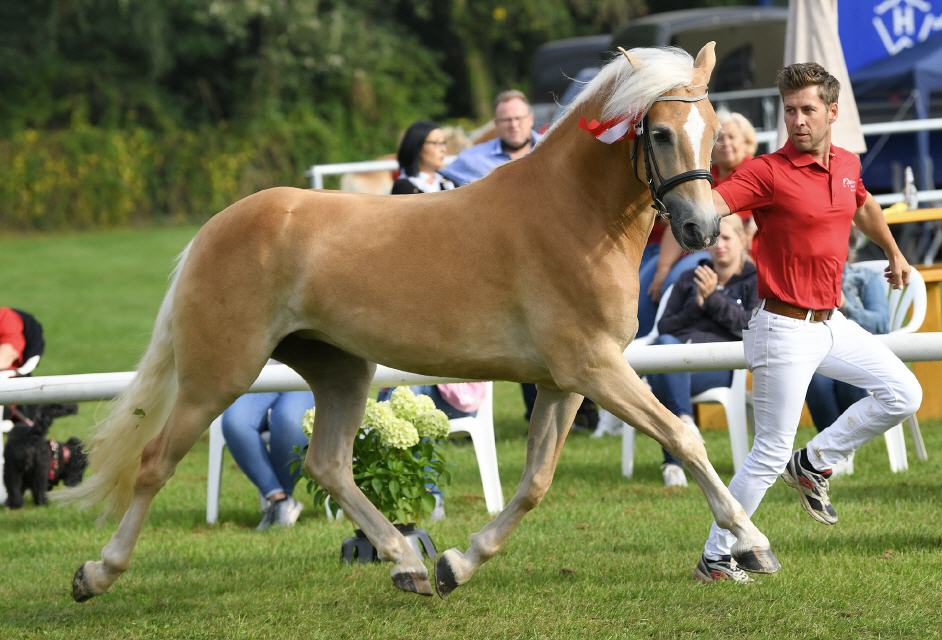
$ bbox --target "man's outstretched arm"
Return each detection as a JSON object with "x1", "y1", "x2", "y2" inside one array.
[{"x1": 854, "y1": 192, "x2": 911, "y2": 288}]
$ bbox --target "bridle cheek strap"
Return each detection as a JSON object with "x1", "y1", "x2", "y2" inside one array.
[{"x1": 631, "y1": 92, "x2": 714, "y2": 221}]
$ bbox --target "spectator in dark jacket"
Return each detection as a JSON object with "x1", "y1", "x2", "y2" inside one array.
[{"x1": 648, "y1": 215, "x2": 758, "y2": 487}]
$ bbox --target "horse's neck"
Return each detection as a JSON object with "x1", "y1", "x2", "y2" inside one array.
[{"x1": 523, "y1": 99, "x2": 655, "y2": 249}]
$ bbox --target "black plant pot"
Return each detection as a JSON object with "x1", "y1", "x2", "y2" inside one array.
[{"x1": 341, "y1": 523, "x2": 437, "y2": 564}]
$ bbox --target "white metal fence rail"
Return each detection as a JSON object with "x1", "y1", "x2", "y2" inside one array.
[{"x1": 3, "y1": 333, "x2": 941, "y2": 405}]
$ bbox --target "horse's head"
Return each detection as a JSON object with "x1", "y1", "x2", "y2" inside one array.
[{"x1": 623, "y1": 42, "x2": 721, "y2": 250}]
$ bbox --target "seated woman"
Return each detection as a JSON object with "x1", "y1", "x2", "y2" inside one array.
[
  {"x1": 221, "y1": 377, "x2": 315, "y2": 531},
  {"x1": 391, "y1": 120, "x2": 455, "y2": 194},
  {"x1": 805, "y1": 258, "x2": 889, "y2": 441},
  {"x1": 648, "y1": 215, "x2": 758, "y2": 487}
]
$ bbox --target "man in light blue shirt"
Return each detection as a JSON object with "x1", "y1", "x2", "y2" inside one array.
[{"x1": 440, "y1": 89, "x2": 542, "y2": 186}]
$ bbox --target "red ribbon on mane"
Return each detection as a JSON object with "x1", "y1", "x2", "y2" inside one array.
[{"x1": 577, "y1": 113, "x2": 642, "y2": 142}]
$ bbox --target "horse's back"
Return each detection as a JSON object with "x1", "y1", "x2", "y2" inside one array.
[{"x1": 172, "y1": 186, "x2": 540, "y2": 380}]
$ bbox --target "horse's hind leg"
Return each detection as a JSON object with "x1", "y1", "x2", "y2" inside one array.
[
  {"x1": 72, "y1": 393, "x2": 231, "y2": 601},
  {"x1": 580, "y1": 350, "x2": 778, "y2": 574},
  {"x1": 435, "y1": 385, "x2": 583, "y2": 597},
  {"x1": 276, "y1": 338, "x2": 432, "y2": 596}
]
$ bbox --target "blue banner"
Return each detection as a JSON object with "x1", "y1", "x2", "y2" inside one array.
[{"x1": 839, "y1": 0, "x2": 942, "y2": 72}]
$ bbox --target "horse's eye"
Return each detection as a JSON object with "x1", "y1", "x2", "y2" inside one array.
[{"x1": 651, "y1": 129, "x2": 671, "y2": 142}]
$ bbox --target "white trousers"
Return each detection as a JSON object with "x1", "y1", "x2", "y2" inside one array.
[{"x1": 703, "y1": 307, "x2": 922, "y2": 559}]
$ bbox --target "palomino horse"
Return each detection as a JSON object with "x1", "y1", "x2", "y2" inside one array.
[{"x1": 63, "y1": 42, "x2": 779, "y2": 601}]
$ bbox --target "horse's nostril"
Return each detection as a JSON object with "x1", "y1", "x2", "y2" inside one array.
[{"x1": 683, "y1": 222, "x2": 701, "y2": 242}]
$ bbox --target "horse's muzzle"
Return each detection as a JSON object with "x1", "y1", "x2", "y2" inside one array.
[{"x1": 674, "y1": 215, "x2": 720, "y2": 250}]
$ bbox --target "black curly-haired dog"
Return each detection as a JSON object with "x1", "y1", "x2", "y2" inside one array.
[{"x1": 3, "y1": 403, "x2": 86, "y2": 509}]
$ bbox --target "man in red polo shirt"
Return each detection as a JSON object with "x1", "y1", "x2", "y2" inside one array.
[{"x1": 693, "y1": 63, "x2": 922, "y2": 583}]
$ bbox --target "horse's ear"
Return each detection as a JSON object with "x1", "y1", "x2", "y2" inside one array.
[
  {"x1": 694, "y1": 41, "x2": 717, "y2": 77},
  {"x1": 617, "y1": 46, "x2": 642, "y2": 69}
]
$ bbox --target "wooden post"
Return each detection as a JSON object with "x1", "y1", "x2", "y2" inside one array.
[{"x1": 913, "y1": 264, "x2": 942, "y2": 421}]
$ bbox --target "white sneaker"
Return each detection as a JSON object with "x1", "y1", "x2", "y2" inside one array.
[
  {"x1": 662, "y1": 463, "x2": 688, "y2": 488},
  {"x1": 258, "y1": 496, "x2": 303, "y2": 531}
]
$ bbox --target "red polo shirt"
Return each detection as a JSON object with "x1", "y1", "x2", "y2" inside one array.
[
  {"x1": 714, "y1": 140, "x2": 867, "y2": 309},
  {"x1": 0, "y1": 307, "x2": 25, "y2": 369}
]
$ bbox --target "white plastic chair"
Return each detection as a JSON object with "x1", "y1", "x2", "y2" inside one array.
[
  {"x1": 445, "y1": 382, "x2": 504, "y2": 514},
  {"x1": 850, "y1": 260, "x2": 928, "y2": 472},
  {"x1": 206, "y1": 382, "x2": 503, "y2": 524},
  {"x1": 607, "y1": 285, "x2": 751, "y2": 477}
]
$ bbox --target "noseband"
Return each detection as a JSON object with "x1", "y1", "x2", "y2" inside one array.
[{"x1": 630, "y1": 92, "x2": 714, "y2": 221}]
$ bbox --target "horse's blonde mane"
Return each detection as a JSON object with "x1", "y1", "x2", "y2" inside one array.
[{"x1": 554, "y1": 47, "x2": 695, "y2": 126}]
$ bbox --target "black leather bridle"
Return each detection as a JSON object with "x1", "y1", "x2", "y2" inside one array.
[{"x1": 630, "y1": 92, "x2": 714, "y2": 221}]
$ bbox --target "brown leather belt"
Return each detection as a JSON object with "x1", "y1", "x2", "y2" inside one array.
[{"x1": 763, "y1": 297, "x2": 834, "y2": 322}]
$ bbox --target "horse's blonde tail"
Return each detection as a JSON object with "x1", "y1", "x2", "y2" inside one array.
[{"x1": 56, "y1": 242, "x2": 192, "y2": 521}]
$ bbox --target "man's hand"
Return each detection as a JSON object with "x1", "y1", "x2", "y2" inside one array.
[
  {"x1": 694, "y1": 264, "x2": 718, "y2": 307},
  {"x1": 885, "y1": 252, "x2": 911, "y2": 289}
]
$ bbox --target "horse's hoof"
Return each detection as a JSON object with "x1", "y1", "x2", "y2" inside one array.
[
  {"x1": 434, "y1": 553, "x2": 460, "y2": 598},
  {"x1": 391, "y1": 571, "x2": 433, "y2": 596},
  {"x1": 72, "y1": 563, "x2": 97, "y2": 603},
  {"x1": 734, "y1": 547, "x2": 781, "y2": 574}
]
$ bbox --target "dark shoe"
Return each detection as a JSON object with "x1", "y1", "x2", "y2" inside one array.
[
  {"x1": 693, "y1": 554, "x2": 753, "y2": 583},
  {"x1": 781, "y1": 450, "x2": 837, "y2": 525},
  {"x1": 256, "y1": 502, "x2": 276, "y2": 531}
]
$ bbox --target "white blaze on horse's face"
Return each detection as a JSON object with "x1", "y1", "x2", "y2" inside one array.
[{"x1": 683, "y1": 103, "x2": 707, "y2": 170}]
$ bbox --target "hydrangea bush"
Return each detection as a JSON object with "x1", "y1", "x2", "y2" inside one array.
[{"x1": 298, "y1": 387, "x2": 451, "y2": 524}]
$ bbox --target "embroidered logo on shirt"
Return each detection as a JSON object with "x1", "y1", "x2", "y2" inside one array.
[{"x1": 842, "y1": 177, "x2": 856, "y2": 190}]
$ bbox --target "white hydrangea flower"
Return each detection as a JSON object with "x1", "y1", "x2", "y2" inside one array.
[
  {"x1": 414, "y1": 393, "x2": 437, "y2": 415},
  {"x1": 378, "y1": 417, "x2": 420, "y2": 449},
  {"x1": 414, "y1": 409, "x2": 451, "y2": 440},
  {"x1": 300, "y1": 408, "x2": 316, "y2": 438},
  {"x1": 389, "y1": 386, "x2": 421, "y2": 423},
  {"x1": 362, "y1": 399, "x2": 398, "y2": 432}
]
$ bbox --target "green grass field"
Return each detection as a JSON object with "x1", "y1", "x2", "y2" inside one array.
[{"x1": 2, "y1": 226, "x2": 941, "y2": 640}]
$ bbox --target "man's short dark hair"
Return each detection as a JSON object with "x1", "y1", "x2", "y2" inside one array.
[{"x1": 776, "y1": 62, "x2": 840, "y2": 105}]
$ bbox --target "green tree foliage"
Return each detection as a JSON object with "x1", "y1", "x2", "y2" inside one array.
[
  {"x1": 4, "y1": 0, "x2": 731, "y2": 229},
  {"x1": 0, "y1": 1, "x2": 448, "y2": 140},
  {"x1": 397, "y1": 0, "x2": 645, "y2": 119},
  {"x1": 0, "y1": 0, "x2": 450, "y2": 228}
]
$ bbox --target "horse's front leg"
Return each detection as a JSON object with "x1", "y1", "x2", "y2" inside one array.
[
  {"x1": 580, "y1": 350, "x2": 779, "y2": 574},
  {"x1": 435, "y1": 386, "x2": 583, "y2": 597},
  {"x1": 293, "y1": 347, "x2": 433, "y2": 596}
]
